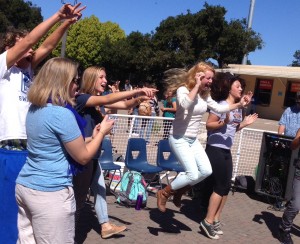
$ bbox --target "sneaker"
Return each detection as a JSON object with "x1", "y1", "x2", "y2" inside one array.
[
  {"x1": 200, "y1": 219, "x2": 220, "y2": 240},
  {"x1": 278, "y1": 228, "x2": 293, "y2": 244},
  {"x1": 101, "y1": 224, "x2": 126, "y2": 239},
  {"x1": 213, "y1": 221, "x2": 223, "y2": 235}
]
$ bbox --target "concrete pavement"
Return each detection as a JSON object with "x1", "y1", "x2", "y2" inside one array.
[{"x1": 75, "y1": 188, "x2": 300, "y2": 244}]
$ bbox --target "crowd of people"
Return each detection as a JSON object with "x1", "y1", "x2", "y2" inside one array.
[{"x1": 0, "y1": 2, "x2": 299, "y2": 244}]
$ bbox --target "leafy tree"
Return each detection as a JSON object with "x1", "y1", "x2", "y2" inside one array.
[
  {"x1": 0, "y1": 0, "x2": 43, "y2": 33},
  {"x1": 290, "y1": 50, "x2": 300, "y2": 67},
  {"x1": 65, "y1": 15, "x2": 125, "y2": 69}
]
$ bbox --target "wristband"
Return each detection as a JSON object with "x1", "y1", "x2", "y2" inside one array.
[{"x1": 99, "y1": 131, "x2": 105, "y2": 137}]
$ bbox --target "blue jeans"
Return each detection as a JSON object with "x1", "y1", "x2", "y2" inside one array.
[
  {"x1": 132, "y1": 110, "x2": 140, "y2": 134},
  {"x1": 140, "y1": 112, "x2": 156, "y2": 142},
  {"x1": 169, "y1": 135, "x2": 212, "y2": 190},
  {"x1": 91, "y1": 162, "x2": 109, "y2": 224}
]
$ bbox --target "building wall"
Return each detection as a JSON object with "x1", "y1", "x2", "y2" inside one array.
[{"x1": 241, "y1": 75, "x2": 287, "y2": 121}]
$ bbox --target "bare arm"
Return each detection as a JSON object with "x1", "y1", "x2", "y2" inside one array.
[
  {"x1": 278, "y1": 125, "x2": 285, "y2": 135},
  {"x1": 206, "y1": 113, "x2": 225, "y2": 131},
  {"x1": 6, "y1": 3, "x2": 86, "y2": 69},
  {"x1": 64, "y1": 115, "x2": 113, "y2": 165},
  {"x1": 161, "y1": 100, "x2": 177, "y2": 113},
  {"x1": 105, "y1": 96, "x2": 149, "y2": 110},
  {"x1": 85, "y1": 88, "x2": 156, "y2": 107}
]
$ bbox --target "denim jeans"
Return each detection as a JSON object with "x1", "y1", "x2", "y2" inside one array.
[
  {"x1": 140, "y1": 112, "x2": 156, "y2": 142},
  {"x1": 169, "y1": 135, "x2": 212, "y2": 190},
  {"x1": 132, "y1": 109, "x2": 140, "y2": 134},
  {"x1": 91, "y1": 162, "x2": 109, "y2": 224}
]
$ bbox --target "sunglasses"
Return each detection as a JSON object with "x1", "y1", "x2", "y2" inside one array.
[{"x1": 72, "y1": 77, "x2": 80, "y2": 86}]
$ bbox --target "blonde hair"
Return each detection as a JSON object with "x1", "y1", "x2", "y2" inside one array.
[
  {"x1": 28, "y1": 57, "x2": 78, "y2": 106},
  {"x1": 80, "y1": 66, "x2": 106, "y2": 95},
  {"x1": 164, "y1": 62, "x2": 215, "y2": 98}
]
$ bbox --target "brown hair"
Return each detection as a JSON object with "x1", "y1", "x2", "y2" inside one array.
[{"x1": 0, "y1": 29, "x2": 28, "y2": 53}]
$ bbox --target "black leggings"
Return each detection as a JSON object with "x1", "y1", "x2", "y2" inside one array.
[{"x1": 205, "y1": 144, "x2": 233, "y2": 196}]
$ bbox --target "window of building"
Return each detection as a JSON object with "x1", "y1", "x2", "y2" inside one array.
[
  {"x1": 284, "y1": 81, "x2": 300, "y2": 107},
  {"x1": 254, "y1": 79, "x2": 273, "y2": 106}
]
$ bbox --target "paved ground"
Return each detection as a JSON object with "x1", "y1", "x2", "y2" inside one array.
[
  {"x1": 74, "y1": 113, "x2": 296, "y2": 243},
  {"x1": 75, "y1": 187, "x2": 300, "y2": 244}
]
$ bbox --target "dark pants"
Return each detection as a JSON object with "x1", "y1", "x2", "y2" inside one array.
[
  {"x1": 281, "y1": 175, "x2": 300, "y2": 232},
  {"x1": 205, "y1": 144, "x2": 232, "y2": 196}
]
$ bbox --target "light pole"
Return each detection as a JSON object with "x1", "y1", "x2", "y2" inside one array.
[
  {"x1": 60, "y1": 0, "x2": 78, "y2": 57},
  {"x1": 242, "y1": 0, "x2": 256, "y2": 65}
]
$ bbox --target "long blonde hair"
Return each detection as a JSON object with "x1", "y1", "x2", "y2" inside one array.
[
  {"x1": 80, "y1": 66, "x2": 106, "y2": 95},
  {"x1": 28, "y1": 57, "x2": 78, "y2": 106},
  {"x1": 164, "y1": 62, "x2": 215, "y2": 98}
]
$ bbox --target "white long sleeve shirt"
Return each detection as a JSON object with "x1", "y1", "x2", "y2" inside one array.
[{"x1": 170, "y1": 86, "x2": 230, "y2": 138}]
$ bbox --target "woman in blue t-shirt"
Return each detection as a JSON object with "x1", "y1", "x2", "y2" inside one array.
[
  {"x1": 200, "y1": 73, "x2": 258, "y2": 240},
  {"x1": 15, "y1": 57, "x2": 114, "y2": 243}
]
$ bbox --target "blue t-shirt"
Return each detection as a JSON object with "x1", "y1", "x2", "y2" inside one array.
[
  {"x1": 16, "y1": 104, "x2": 81, "y2": 191},
  {"x1": 278, "y1": 105, "x2": 300, "y2": 137},
  {"x1": 207, "y1": 100, "x2": 243, "y2": 149}
]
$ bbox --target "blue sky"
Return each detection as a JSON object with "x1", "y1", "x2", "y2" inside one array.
[{"x1": 30, "y1": 0, "x2": 300, "y2": 66}]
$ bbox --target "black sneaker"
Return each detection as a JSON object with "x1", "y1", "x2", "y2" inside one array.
[
  {"x1": 213, "y1": 221, "x2": 223, "y2": 235},
  {"x1": 200, "y1": 219, "x2": 220, "y2": 240},
  {"x1": 278, "y1": 228, "x2": 293, "y2": 244}
]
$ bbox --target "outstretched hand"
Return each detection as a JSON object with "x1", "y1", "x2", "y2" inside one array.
[
  {"x1": 58, "y1": 3, "x2": 86, "y2": 22},
  {"x1": 138, "y1": 87, "x2": 158, "y2": 98}
]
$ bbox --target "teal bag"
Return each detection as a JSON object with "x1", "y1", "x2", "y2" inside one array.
[{"x1": 116, "y1": 171, "x2": 148, "y2": 207}]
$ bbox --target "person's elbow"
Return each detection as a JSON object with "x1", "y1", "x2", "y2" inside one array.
[{"x1": 72, "y1": 154, "x2": 93, "y2": 165}]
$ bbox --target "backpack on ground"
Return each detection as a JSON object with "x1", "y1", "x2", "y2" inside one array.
[{"x1": 116, "y1": 171, "x2": 148, "y2": 207}]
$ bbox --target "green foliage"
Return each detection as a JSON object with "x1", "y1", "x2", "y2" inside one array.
[
  {"x1": 291, "y1": 50, "x2": 300, "y2": 67},
  {"x1": 1, "y1": 1, "x2": 265, "y2": 94},
  {"x1": 0, "y1": 0, "x2": 43, "y2": 33},
  {"x1": 66, "y1": 15, "x2": 125, "y2": 69}
]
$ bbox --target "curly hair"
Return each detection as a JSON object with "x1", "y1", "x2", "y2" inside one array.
[
  {"x1": 211, "y1": 72, "x2": 246, "y2": 102},
  {"x1": 0, "y1": 29, "x2": 28, "y2": 53}
]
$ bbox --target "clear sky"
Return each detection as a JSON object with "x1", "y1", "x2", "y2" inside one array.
[{"x1": 30, "y1": 0, "x2": 300, "y2": 67}]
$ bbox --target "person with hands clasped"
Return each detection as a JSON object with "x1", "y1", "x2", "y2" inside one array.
[
  {"x1": 15, "y1": 57, "x2": 112, "y2": 243},
  {"x1": 0, "y1": 3, "x2": 86, "y2": 243},
  {"x1": 74, "y1": 66, "x2": 156, "y2": 239},
  {"x1": 156, "y1": 62, "x2": 251, "y2": 215},
  {"x1": 201, "y1": 72, "x2": 257, "y2": 240}
]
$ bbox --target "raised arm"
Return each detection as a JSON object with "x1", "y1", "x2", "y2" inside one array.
[
  {"x1": 32, "y1": 4, "x2": 85, "y2": 68},
  {"x1": 6, "y1": 3, "x2": 86, "y2": 69}
]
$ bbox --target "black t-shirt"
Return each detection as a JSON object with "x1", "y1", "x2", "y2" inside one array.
[{"x1": 75, "y1": 94, "x2": 103, "y2": 137}]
